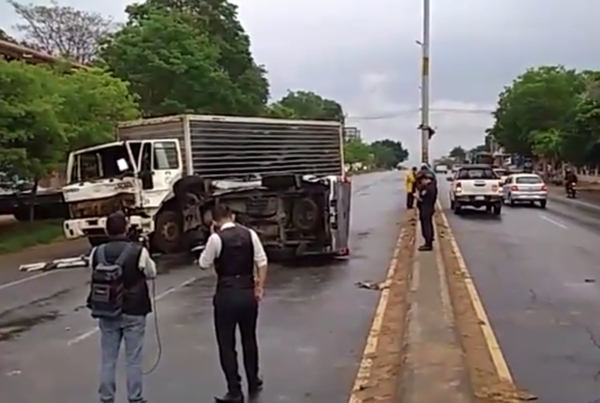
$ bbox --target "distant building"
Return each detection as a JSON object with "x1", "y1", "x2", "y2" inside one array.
[
  {"x1": 0, "y1": 38, "x2": 84, "y2": 68},
  {"x1": 344, "y1": 127, "x2": 362, "y2": 142}
]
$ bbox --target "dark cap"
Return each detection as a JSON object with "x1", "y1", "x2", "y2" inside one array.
[{"x1": 106, "y1": 211, "x2": 128, "y2": 236}]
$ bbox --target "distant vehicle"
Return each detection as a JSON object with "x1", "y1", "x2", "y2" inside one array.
[
  {"x1": 452, "y1": 164, "x2": 462, "y2": 173},
  {"x1": 447, "y1": 164, "x2": 503, "y2": 215},
  {"x1": 435, "y1": 164, "x2": 449, "y2": 174},
  {"x1": 493, "y1": 168, "x2": 510, "y2": 183},
  {"x1": 501, "y1": 173, "x2": 547, "y2": 208}
]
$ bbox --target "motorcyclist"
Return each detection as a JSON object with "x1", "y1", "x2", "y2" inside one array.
[{"x1": 564, "y1": 168, "x2": 578, "y2": 194}]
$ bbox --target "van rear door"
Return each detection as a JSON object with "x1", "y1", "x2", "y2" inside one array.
[{"x1": 329, "y1": 177, "x2": 351, "y2": 255}]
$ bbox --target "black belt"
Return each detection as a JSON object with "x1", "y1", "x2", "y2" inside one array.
[{"x1": 216, "y1": 274, "x2": 254, "y2": 290}]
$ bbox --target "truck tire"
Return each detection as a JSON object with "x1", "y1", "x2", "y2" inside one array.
[
  {"x1": 153, "y1": 209, "x2": 183, "y2": 254},
  {"x1": 492, "y1": 204, "x2": 502, "y2": 215}
]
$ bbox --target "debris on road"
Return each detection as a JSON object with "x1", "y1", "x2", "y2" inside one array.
[
  {"x1": 18, "y1": 255, "x2": 89, "y2": 272},
  {"x1": 355, "y1": 280, "x2": 389, "y2": 291}
]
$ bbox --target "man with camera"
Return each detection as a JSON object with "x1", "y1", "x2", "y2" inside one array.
[
  {"x1": 87, "y1": 211, "x2": 157, "y2": 403},
  {"x1": 199, "y1": 204, "x2": 268, "y2": 403}
]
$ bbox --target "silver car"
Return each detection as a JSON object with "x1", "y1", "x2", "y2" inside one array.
[{"x1": 501, "y1": 173, "x2": 547, "y2": 208}]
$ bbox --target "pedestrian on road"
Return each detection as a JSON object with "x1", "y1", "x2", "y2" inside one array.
[
  {"x1": 405, "y1": 166, "x2": 418, "y2": 209},
  {"x1": 199, "y1": 204, "x2": 268, "y2": 403},
  {"x1": 87, "y1": 211, "x2": 157, "y2": 403},
  {"x1": 416, "y1": 172, "x2": 437, "y2": 251}
]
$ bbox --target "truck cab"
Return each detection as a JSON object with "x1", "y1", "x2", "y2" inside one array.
[{"x1": 62, "y1": 139, "x2": 183, "y2": 249}]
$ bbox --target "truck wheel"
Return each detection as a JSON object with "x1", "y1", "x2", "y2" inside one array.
[
  {"x1": 153, "y1": 209, "x2": 183, "y2": 254},
  {"x1": 493, "y1": 204, "x2": 502, "y2": 215},
  {"x1": 453, "y1": 203, "x2": 462, "y2": 215}
]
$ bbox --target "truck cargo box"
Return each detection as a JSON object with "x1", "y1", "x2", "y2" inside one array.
[{"x1": 118, "y1": 115, "x2": 344, "y2": 179}]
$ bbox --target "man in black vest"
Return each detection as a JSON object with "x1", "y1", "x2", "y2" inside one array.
[
  {"x1": 88, "y1": 211, "x2": 157, "y2": 403},
  {"x1": 199, "y1": 205, "x2": 268, "y2": 403}
]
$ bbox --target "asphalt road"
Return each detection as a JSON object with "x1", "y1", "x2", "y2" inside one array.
[
  {"x1": 439, "y1": 179, "x2": 600, "y2": 403},
  {"x1": 0, "y1": 171, "x2": 404, "y2": 403}
]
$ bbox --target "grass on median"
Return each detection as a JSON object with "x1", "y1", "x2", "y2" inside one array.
[{"x1": 0, "y1": 218, "x2": 65, "y2": 255}]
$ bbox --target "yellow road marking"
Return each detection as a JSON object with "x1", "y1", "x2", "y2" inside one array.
[
  {"x1": 436, "y1": 201, "x2": 514, "y2": 383},
  {"x1": 347, "y1": 223, "x2": 406, "y2": 403}
]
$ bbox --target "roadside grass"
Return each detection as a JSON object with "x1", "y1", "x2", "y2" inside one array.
[{"x1": 0, "y1": 218, "x2": 64, "y2": 255}]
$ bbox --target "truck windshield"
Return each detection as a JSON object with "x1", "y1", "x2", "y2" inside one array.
[{"x1": 69, "y1": 145, "x2": 133, "y2": 184}]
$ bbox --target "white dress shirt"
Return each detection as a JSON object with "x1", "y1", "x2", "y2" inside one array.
[{"x1": 198, "y1": 222, "x2": 268, "y2": 270}]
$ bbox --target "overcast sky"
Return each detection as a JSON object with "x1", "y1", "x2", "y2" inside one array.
[{"x1": 1, "y1": 0, "x2": 597, "y2": 163}]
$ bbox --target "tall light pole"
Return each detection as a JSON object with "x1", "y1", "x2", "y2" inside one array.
[{"x1": 418, "y1": 0, "x2": 431, "y2": 164}]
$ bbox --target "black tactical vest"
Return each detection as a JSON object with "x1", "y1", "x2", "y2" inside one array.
[
  {"x1": 88, "y1": 236, "x2": 151, "y2": 316},
  {"x1": 214, "y1": 225, "x2": 255, "y2": 291}
]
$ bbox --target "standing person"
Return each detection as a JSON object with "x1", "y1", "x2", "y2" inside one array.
[
  {"x1": 404, "y1": 166, "x2": 418, "y2": 209},
  {"x1": 416, "y1": 172, "x2": 437, "y2": 251},
  {"x1": 199, "y1": 204, "x2": 268, "y2": 403},
  {"x1": 87, "y1": 211, "x2": 157, "y2": 403}
]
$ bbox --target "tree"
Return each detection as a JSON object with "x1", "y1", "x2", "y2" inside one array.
[
  {"x1": 272, "y1": 91, "x2": 344, "y2": 121},
  {"x1": 9, "y1": 0, "x2": 114, "y2": 63},
  {"x1": 0, "y1": 60, "x2": 67, "y2": 219},
  {"x1": 491, "y1": 65, "x2": 584, "y2": 156},
  {"x1": 344, "y1": 139, "x2": 372, "y2": 165},
  {"x1": 449, "y1": 146, "x2": 466, "y2": 161},
  {"x1": 57, "y1": 67, "x2": 140, "y2": 150},
  {"x1": 530, "y1": 129, "x2": 563, "y2": 162},
  {"x1": 370, "y1": 140, "x2": 409, "y2": 169},
  {"x1": 100, "y1": 10, "x2": 238, "y2": 117},
  {"x1": 121, "y1": 0, "x2": 269, "y2": 115}
]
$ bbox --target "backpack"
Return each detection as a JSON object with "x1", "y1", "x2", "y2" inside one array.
[{"x1": 89, "y1": 243, "x2": 134, "y2": 319}]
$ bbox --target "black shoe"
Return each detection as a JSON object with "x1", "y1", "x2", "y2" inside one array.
[
  {"x1": 418, "y1": 244, "x2": 433, "y2": 251},
  {"x1": 214, "y1": 392, "x2": 244, "y2": 403},
  {"x1": 248, "y1": 378, "x2": 263, "y2": 397}
]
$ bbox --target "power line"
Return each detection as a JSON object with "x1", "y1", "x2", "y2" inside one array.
[{"x1": 346, "y1": 107, "x2": 494, "y2": 121}]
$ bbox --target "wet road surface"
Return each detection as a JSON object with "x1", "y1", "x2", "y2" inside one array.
[
  {"x1": 0, "y1": 171, "x2": 404, "y2": 403},
  {"x1": 439, "y1": 180, "x2": 600, "y2": 403}
]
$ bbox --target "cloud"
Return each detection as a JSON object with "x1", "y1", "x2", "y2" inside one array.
[{"x1": 2, "y1": 0, "x2": 599, "y2": 163}]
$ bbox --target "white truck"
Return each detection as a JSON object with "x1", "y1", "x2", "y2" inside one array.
[
  {"x1": 447, "y1": 164, "x2": 503, "y2": 215},
  {"x1": 61, "y1": 115, "x2": 351, "y2": 258}
]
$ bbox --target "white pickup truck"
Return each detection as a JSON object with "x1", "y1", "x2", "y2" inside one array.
[{"x1": 447, "y1": 164, "x2": 503, "y2": 215}]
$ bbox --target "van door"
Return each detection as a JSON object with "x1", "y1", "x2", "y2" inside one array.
[{"x1": 330, "y1": 177, "x2": 352, "y2": 255}]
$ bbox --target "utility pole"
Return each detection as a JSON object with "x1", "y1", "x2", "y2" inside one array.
[{"x1": 419, "y1": 0, "x2": 431, "y2": 164}]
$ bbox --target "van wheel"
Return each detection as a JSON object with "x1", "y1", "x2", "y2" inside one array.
[{"x1": 153, "y1": 209, "x2": 182, "y2": 254}]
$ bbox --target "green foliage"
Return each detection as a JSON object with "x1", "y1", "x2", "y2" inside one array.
[
  {"x1": 100, "y1": 0, "x2": 269, "y2": 117},
  {"x1": 100, "y1": 10, "x2": 236, "y2": 117},
  {"x1": 344, "y1": 138, "x2": 409, "y2": 169},
  {"x1": 0, "y1": 58, "x2": 139, "y2": 215},
  {"x1": 489, "y1": 64, "x2": 600, "y2": 166},
  {"x1": 449, "y1": 146, "x2": 466, "y2": 160},
  {"x1": 57, "y1": 67, "x2": 140, "y2": 150},
  {"x1": 0, "y1": 60, "x2": 67, "y2": 180},
  {"x1": 344, "y1": 139, "x2": 372, "y2": 165},
  {"x1": 270, "y1": 91, "x2": 344, "y2": 122}
]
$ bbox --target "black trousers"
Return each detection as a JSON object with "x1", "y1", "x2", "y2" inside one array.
[
  {"x1": 213, "y1": 290, "x2": 260, "y2": 394},
  {"x1": 419, "y1": 208, "x2": 434, "y2": 246},
  {"x1": 406, "y1": 192, "x2": 414, "y2": 209}
]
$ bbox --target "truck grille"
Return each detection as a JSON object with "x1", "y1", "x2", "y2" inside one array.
[{"x1": 68, "y1": 194, "x2": 136, "y2": 219}]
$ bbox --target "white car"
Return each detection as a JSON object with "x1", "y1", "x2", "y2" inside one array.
[
  {"x1": 501, "y1": 173, "x2": 547, "y2": 208},
  {"x1": 448, "y1": 164, "x2": 503, "y2": 215}
]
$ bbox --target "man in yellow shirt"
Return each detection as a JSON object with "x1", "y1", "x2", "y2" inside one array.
[{"x1": 404, "y1": 166, "x2": 418, "y2": 209}]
